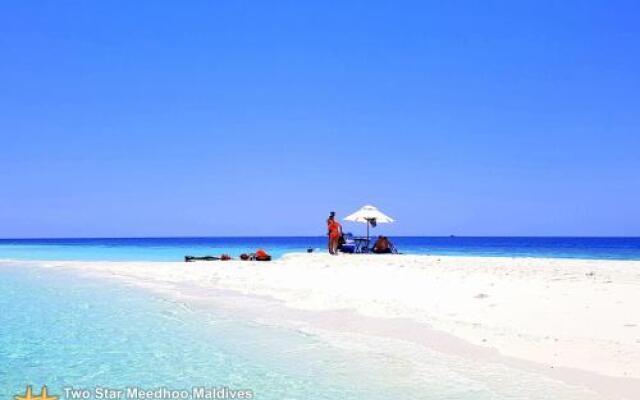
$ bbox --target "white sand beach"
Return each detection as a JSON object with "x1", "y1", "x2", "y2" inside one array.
[{"x1": 4, "y1": 254, "x2": 639, "y2": 399}]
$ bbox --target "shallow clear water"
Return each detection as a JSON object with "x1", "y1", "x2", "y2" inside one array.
[
  {"x1": 0, "y1": 265, "x2": 412, "y2": 399},
  {"x1": 0, "y1": 236, "x2": 639, "y2": 261},
  {"x1": 0, "y1": 264, "x2": 600, "y2": 400}
]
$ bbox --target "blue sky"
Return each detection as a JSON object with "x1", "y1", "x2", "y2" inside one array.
[{"x1": 1, "y1": 1, "x2": 638, "y2": 237}]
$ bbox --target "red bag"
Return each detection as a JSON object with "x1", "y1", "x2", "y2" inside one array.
[{"x1": 256, "y1": 249, "x2": 268, "y2": 258}]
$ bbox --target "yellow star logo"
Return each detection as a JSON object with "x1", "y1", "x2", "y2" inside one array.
[
  {"x1": 15, "y1": 385, "x2": 58, "y2": 400},
  {"x1": 14, "y1": 385, "x2": 35, "y2": 400},
  {"x1": 39, "y1": 386, "x2": 58, "y2": 400}
]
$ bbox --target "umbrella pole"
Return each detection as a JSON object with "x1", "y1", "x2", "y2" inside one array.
[{"x1": 366, "y1": 221, "x2": 370, "y2": 249}]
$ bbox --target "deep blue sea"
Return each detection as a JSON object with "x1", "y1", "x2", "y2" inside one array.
[{"x1": 0, "y1": 236, "x2": 638, "y2": 261}]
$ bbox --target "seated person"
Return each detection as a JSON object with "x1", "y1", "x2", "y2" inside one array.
[{"x1": 372, "y1": 235, "x2": 393, "y2": 254}]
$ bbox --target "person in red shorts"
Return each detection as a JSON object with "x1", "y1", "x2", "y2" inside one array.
[{"x1": 327, "y1": 211, "x2": 342, "y2": 255}]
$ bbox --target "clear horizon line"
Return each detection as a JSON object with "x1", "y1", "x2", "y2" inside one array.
[{"x1": 0, "y1": 235, "x2": 639, "y2": 240}]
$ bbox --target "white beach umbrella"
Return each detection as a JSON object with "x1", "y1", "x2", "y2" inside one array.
[{"x1": 344, "y1": 205, "x2": 394, "y2": 243}]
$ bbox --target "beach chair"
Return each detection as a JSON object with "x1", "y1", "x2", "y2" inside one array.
[{"x1": 339, "y1": 233, "x2": 357, "y2": 253}]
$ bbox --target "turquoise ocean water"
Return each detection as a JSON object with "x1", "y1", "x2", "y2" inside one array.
[
  {"x1": 0, "y1": 236, "x2": 639, "y2": 261},
  {"x1": 0, "y1": 264, "x2": 599, "y2": 400}
]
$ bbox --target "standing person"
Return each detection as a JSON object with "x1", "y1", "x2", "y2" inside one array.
[{"x1": 327, "y1": 211, "x2": 342, "y2": 255}]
